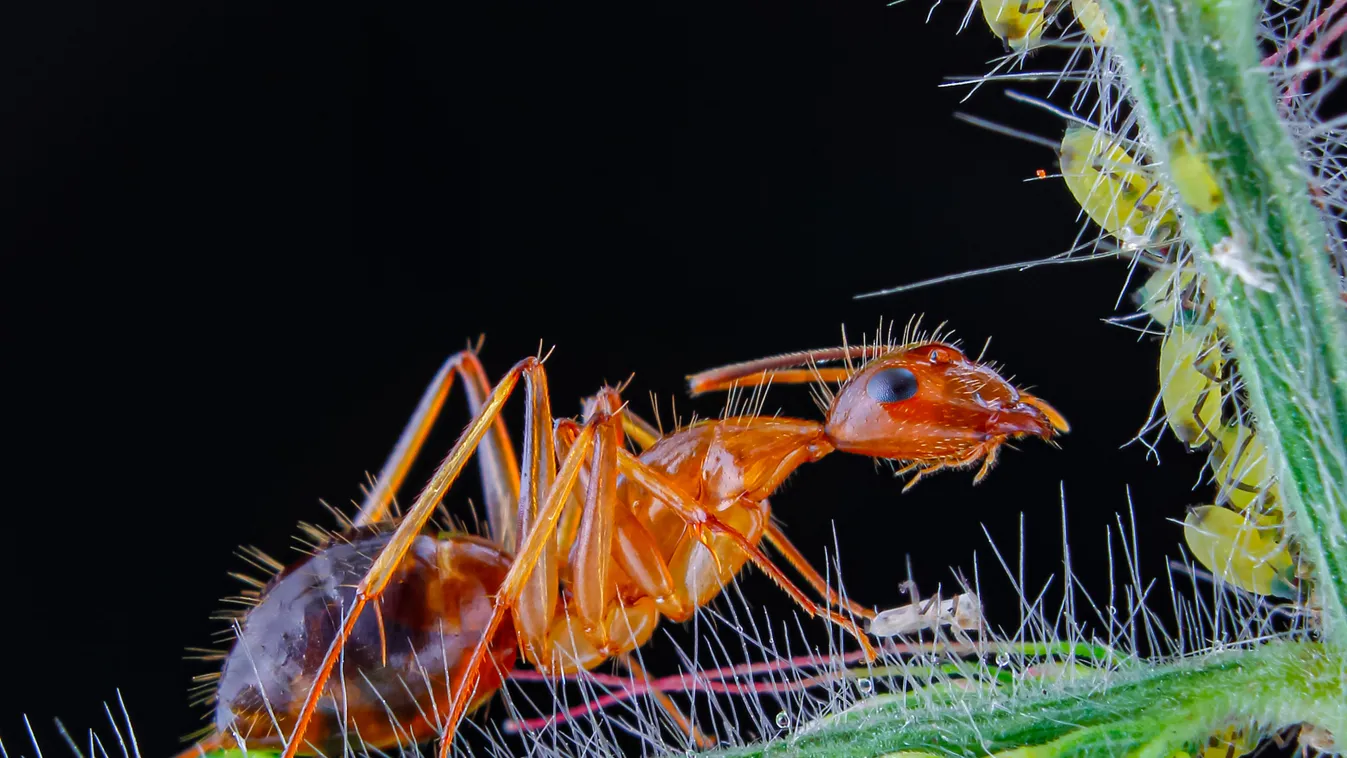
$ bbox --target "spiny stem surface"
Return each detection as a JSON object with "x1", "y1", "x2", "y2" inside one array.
[{"x1": 703, "y1": 641, "x2": 1346, "y2": 757}]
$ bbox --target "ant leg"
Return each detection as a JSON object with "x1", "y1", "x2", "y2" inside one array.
[
  {"x1": 569, "y1": 416, "x2": 623, "y2": 638},
  {"x1": 1285, "y1": 11, "x2": 1347, "y2": 99},
  {"x1": 614, "y1": 652, "x2": 715, "y2": 749},
  {"x1": 436, "y1": 417, "x2": 607, "y2": 757},
  {"x1": 621, "y1": 408, "x2": 663, "y2": 450},
  {"x1": 170, "y1": 731, "x2": 227, "y2": 758},
  {"x1": 550, "y1": 414, "x2": 708, "y2": 749},
  {"x1": 355, "y1": 349, "x2": 523, "y2": 548},
  {"x1": 614, "y1": 449, "x2": 879, "y2": 661},
  {"x1": 512, "y1": 353, "x2": 560, "y2": 652},
  {"x1": 763, "y1": 522, "x2": 875, "y2": 620},
  {"x1": 554, "y1": 418, "x2": 689, "y2": 624},
  {"x1": 177, "y1": 351, "x2": 529, "y2": 758},
  {"x1": 276, "y1": 357, "x2": 545, "y2": 758},
  {"x1": 1263, "y1": 0, "x2": 1347, "y2": 67},
  {"x1": 581, "y1": 387, "x2": 663, "y2": 452}
]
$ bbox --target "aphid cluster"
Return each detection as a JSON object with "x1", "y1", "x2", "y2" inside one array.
[
  {"x1": 1142, "y1": 264, "x2": 1302, "y2": 605},
  {"x1": 965, "y1": 0, "x2": 1304, "y2": 617},
  {"x1": 936, "y1": 2, "x2": 1347, "y2": 754},
  {"x1": 1171, "y1": 725, "x2": 1263, "y2": 758},
  {"x1": 1021, "y1": 138, "x2": 1295, "y2": 758},
  {"x1": 934, "y1": 92, "x2": 1289, "y2": 624},
  {"x1": 1044, "y1": 67, "x2": 1301, "y2": 758}
]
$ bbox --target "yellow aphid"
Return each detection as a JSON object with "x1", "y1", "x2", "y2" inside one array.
[
  {"x1": 1070, "y1": 0, "x2": 1109, "y2": 44},
  {"x1": 1139, "y1": 267, "x2": 1202, "y2": 328},
  {"x1": 1194, "y1": 726, "x2": 1261, "y2": 758},
  {"x1": 1168, "y1": 131, "x2": 1224, "y2": 213},
  {"x1": 980, "y1": 0, "x2": 1050, "y2": 50},
  {"x1": 1159, "y1": 324, "x2": 1224, "y2": 448},
  {"x1": 1165, "y1": 725, "x2": 1261, "y2": 758},
  {"x1": 1211, "y1": 425, "x2": 1277, "y2": 512},
  {"x1": 1060, "y1": 127, "x2": 1178, "y2": 244},
  {"x1": 1183, "y1": 505, "x2": 1294, "y2": 597}
]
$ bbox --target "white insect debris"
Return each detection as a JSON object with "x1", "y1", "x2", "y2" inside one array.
[
  {"x1": 1209, "y1": 235, "x2": 1277, "y2": 292},
  {"x1": 1299, "y1": 723, "x2": 1339, "y2": 754},
  {"x1": 1115, "y1": 226, "x2": 1151, "y2": 253},
  {"x1": 866, "y1": 592, "x2": 983, "y2": 637}
]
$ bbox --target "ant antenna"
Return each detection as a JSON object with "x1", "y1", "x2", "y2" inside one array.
[
  {"x1": 855, "y1": 249, "x2": 1123, "y2": 299},
  {"x1": 1003, "y1": 89, "x2": 1106, "y2": 131},
  {"x1": 953, "y1": 111, "x2": 1061, "y2": 150}
]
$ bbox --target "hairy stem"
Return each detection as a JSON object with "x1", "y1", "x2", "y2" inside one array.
[
  {"x1": 1100, "y1": 0, "x2": 1347, "y2": 649},
  {"x1": 704, "y1": 641, "x2": 1346, "y2": 757}
]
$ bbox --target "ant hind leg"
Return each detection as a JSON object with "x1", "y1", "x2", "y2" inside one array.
[
  {"x1": 276, "y1": 357, "x2": 546, "y2": 758},
  {"x1": 615, "y1": 652, "x2": 715, "y2": 749},
  {"x1": 355, "y1": 348, "x2": 524, "y2": 548}
]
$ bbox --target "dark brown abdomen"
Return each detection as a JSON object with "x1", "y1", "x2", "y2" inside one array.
[{"x1": 214, "y1": 530, "x2": 516, "y2": 754}]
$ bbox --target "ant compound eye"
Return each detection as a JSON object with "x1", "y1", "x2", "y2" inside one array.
[{"x1": 866, "y1": 367, "x2": 919, "y2": 403}]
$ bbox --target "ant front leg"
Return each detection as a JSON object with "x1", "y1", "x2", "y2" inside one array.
[
  {"x1": 762, "y1": 522, "x2": 875, "y2": 620},
  {"x1": 355, "y1": 347, "x2": 523, "y2": 546},
  {"x1": 614, "y1": 450, "x2": 879, "y2": 661},
  {"x1": 276, "y1": 356, "x2": 546, "y2": 758}
]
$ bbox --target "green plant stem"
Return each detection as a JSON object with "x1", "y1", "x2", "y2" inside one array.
[
  {"x1": 703, "y1": 641, "x2": 1345, "y2": 757},
  {"x1": 1099, "y1": 0, "x2": 1347, "y2": 650}
]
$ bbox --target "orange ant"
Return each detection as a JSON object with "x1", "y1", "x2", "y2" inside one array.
[{"x1": 178, "y1": 324, "x2": 1067, "y2": 758}]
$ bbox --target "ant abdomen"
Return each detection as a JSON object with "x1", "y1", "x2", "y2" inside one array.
[{"x1": 214, "y1": 530, "x2": 517, "y2": 753}]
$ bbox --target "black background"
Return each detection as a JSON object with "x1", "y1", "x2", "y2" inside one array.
[{"x1": 4, "y1": 1, "x2": 1221, "y2": 755}]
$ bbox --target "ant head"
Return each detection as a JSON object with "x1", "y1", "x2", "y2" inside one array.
[{"x1": 823, "y1": 341, "x2": 1069, "y2": 461}]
